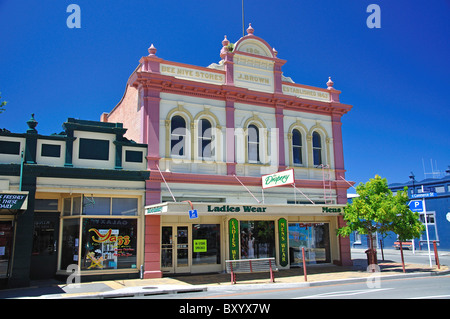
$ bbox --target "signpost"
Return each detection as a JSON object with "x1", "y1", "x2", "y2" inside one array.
[
  {"x1": 409, "y1": 196, "x2": 432, "y2": 267},
  {"x1": 421, "y1": 198, "x2": 433, "y2": 267}
]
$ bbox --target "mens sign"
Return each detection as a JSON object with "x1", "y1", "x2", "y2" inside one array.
[{"x1": 261, "y1": 169, "x2": 295, "y2": 189}]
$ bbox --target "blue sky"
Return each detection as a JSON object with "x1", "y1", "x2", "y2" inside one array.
[{"x1": 1, "y1": 0, "x2": 449, "y2": 189}]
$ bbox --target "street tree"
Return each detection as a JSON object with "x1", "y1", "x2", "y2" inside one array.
[
  {"x1": 338, "y1": 175, "x2": 424, "y2": 265},
  {"x1": 0, "y1": 92, "x2": 6, "y2": 114}
]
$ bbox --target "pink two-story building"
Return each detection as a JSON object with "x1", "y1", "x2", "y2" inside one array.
[{"x1": 103, "y1": 24, "x2": 353, "y2": 278}]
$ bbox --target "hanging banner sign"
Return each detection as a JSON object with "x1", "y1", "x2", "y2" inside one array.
[
  {"x1": 262, "y1": 169, "x2": 295, "y2": 189},
  {"x1": 229, "y1": 218, "x2": 239, "y2": 260},
  {"x1": 278, "y1": 218, "x2": 288, "y2": 267},
  {"x1": 0, "y1": 193, "x2": 28, "y2": 210}
]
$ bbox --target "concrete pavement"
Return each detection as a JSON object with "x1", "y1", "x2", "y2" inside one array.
[{"x1": 1, "y1": 253, "x2": 448, "y2": 299}]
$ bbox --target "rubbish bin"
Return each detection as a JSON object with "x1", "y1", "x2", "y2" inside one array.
[{"x1": 365, "y1": 249, "x2": 377, "y2": 265}]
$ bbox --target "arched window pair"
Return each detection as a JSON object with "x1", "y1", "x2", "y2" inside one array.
[
  {"x1": 170, "y1": 116, "x2": 213, "y2": 159},
  {"x1": 292, "y1": 130, "x2": 323, "y2": 166}
]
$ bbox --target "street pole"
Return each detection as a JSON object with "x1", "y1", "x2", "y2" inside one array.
[{"x1": 422, "y1": 198, "x2": 432, "y2": 267}]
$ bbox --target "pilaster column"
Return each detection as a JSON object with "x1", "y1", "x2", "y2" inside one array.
[{"x1": 225, "y1": 98, "x2": 236, "y2": 175}]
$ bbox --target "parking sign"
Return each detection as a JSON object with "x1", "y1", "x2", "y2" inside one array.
[{"x1": 408, "y1": 200, "x2": 424, "y2": 212}]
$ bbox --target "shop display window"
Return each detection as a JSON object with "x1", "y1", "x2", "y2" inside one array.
[
  {"x1": 288, "y1": 223, "x2": 330, "y2": 265},
  {"x1": 240, "y1": 221, "x2": 275, "y2": 259},
  {"x1": 60, "y1": 196, "x2": 140, "y2": 273},
  {"x1": 192, "y1": 224, "x2": 220, "y2": 265},
  {"x1": 80, "y1": 218, "x2": 138, "y2": 270}
]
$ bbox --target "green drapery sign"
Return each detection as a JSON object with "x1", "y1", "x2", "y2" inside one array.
[
  {"x1": 278, "y1": 218, "x2": 288, "y2": 267},
  {"x1": 229, "y1": 218, "x2": 239, "y2": 260}
]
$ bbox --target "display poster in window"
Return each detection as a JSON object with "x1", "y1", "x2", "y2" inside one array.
[{"x1": 81, "y1": 218, "x2": 137, "y2": 270}]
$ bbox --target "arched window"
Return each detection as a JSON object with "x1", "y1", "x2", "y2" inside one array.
[
  {"x1": 198, "y1": 118, "x2": 212, "y2": 159},
  {"x1": 292, "y1": 129, "x2": 302, "y2": 165},
  {"x1": 170, "y1": 115, "x2": 186, "y2": 156},
  {"x1": 247, "y1": 124, "x2": 260, "y2": 163},
  {"x1": 312, "y1": 131, "x2": 322, "y2": 166}
]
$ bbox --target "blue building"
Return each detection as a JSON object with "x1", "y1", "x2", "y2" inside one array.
[{"x1": 348, "y1": 172, "x2": 450, "y2": 251}]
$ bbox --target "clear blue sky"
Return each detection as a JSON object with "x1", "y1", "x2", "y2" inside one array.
[{"x1": 1, "y1": 1, "x2": 449, "y2": 189}]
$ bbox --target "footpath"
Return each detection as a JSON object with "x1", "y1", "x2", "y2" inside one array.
[{"x1": 0, "y1": 255, "x2": 448, "y2": 299}]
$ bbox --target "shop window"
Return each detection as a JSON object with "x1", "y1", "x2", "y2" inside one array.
[
  {"x1": 82, "y1": 197, "x2": 111, "y2": 215},
  {"x1": 35, "y1": 199, "x2": 59, "y2": 211},
  {"x1": 292, "y1": 129, "x2": 303, "y2": 165},
  {"x1": 64, "y1": 196, "x2": 138, "y2": 216},
  {"x1": 79, "y1": 138, "x2": 109, "y2": 161},
  {"x1": 80, "y1": 218, "x2": 138, "y2": 271},
  {"x1": 198, "y1": 119, "x2": 212, "y2": 159},
  {"x1": 41, "y1": 144, "x2": 61, "y2": 158},
  {"x1": 0, "y1": 140, "x2": 20, "y2": 155},
  {"x1": 288, "y1": 223, "x2": 330, "y2": 265},
  {"x1": 247, "y1": 125, "x2": 260, "y2": 163},
  {"x1": 125, "y1": 150, "x2": 143, "y2": 163},
  {"x1": 112, "y1": 198, "x2": 138, "y2": 216},
  {"x1": 240, "y1": 221, "x2": 275, "y2": 259},
  {"x1": 63, "y1": 198, "x2": 71, "y2": 216},
  {"x1": 192, "y1": 224, "x2": 220, "y2": 265},
  {"x1": 60, "y1": 218, "x2": 80, "y2": 271},
  {"x1": 312, "y1": 131, "x2": 323, "y2": 166},
  {"x1": 73, "y1": 196, "x2": 82, "y2": 215},
  {"x1": 170, "y1": 115, "x2": 186, "y2": 157}
]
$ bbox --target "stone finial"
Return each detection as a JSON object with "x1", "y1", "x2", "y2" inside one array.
[
  {"x1": 247, "y1": 23, "x2": 254, "y2": 35},
  {"x1": 26, "y1": 113, "x2": 38, "y2": 133},
  {"x1": 220, "y1": 35, "x2": 230, "y2": 59},
  {"x1": 148, "y1": 43, "x2": 157, "y2": 56},
  {"x1": 327, "y1": 76, "x2": 334, "y2": 90},
  {"x1": 222, "y1": 35, "x2": 229, "y2": 47}
]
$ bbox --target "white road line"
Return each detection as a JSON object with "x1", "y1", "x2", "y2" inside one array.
[
  {"x1": 293, "y1": 288, "x2": 394, "y2": 299},
  {"x1": 409, "y1": 295, "x2": 450, "y2": 299}
]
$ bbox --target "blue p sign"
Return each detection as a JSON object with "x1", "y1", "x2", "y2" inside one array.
[{"x1": 408, "y1": 200, "x2": 423, "y2": 212}]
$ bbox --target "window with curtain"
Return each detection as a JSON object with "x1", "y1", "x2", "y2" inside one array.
[
  {"x1": 292, "y1": 129, "x2": 302, "y2": 165},
  {"x1": 312, "y1": 131, "x2": 322, "y2": 166},
  {"x1": 198, "y1": 119, "x2": 212, "y2": 159},
  {"x1": 170, "y1": 115, "x2": 186, "y2": 157},
  {"x1": 247, "y1": 124, "x2": 260, "y2": 163}
]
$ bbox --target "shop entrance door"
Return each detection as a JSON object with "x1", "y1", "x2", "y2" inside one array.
[
  {"x1": 161, "y1": 225, "x2": 190, "y2": 273},
  {"x1": 30, "y1": 212, "x2": 60, "y2": 280}
]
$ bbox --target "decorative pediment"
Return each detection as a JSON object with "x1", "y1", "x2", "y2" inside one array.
[{"x1": 235, "y1": 39, "x2": 273, "y2": 58}]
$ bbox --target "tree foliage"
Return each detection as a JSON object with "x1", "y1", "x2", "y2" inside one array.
[
  {"x1": 0, "y1": 92, "x2": 7, "y2": 114},
  {"x1": 338, "y1": 175, "x2": 424, "y2": 244}
]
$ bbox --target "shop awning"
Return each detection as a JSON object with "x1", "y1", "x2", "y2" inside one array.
[
  {"x1": 0, "y1": 191, "x2": 28, "y2": 214},
  {"x1": 145, "y1": 202, "x2": 345, "y2": 217}
]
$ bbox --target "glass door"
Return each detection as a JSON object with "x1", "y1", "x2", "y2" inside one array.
[
  {"x1": 176, "y1": 226, "x2": 189, "y2": 271},
  {"x1": 161, "y1": 225, "x2": 190, "y2": 273},
  {"x1": 161, "y1": 226, "x2": 174, "y2": 272}
]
